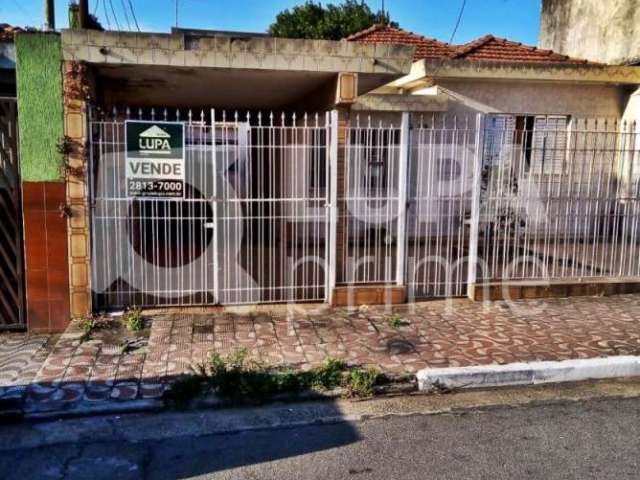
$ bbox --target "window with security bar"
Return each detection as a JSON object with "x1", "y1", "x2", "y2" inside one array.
[{"x1": 485, "y1": 114, "x2": 569, "y2": 175}]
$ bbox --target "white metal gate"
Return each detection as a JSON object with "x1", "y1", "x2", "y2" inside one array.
[
  {"x1": 89, "y1": 109, "x2": 640, "y2": 310},
  {"x1": 406, "y1": 115, "x2": 481, "y2": 299},
  {"x1": 337, "y1": 115, "x2": 405, "y2": 286},
  {"x1": 89, "y1": 108, "x2": 331, "y2": 309},
  {"x1": 477, "y1": 116, "x2": 640, "y2": 283},
  {"x1": 213, "y1": 111, "x2": 331, "y2": 304},
  {"x1": 336, "y1": 113, "x2": 481, "y2": 299}
]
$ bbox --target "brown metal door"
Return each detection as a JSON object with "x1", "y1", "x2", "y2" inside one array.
[{"x1": 0, "y1": 98, "x2": 24, "y2": 328}]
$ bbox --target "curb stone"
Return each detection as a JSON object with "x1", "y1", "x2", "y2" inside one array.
[{"x1": 416, "y1": 355, "x2": 640, "y2": 391}]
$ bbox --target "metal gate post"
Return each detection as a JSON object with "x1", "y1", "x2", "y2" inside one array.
[
  {"x1": 210, "y1": 109, "x2": 220, "y2": 304},
  {"x1": 467, "y1": 113, "x2": 485, "y2": 297},
  {"x1": 327, "y1": 110, "x2": 339, "y2": 303},
  {"x1": 395, "y1": 112, "x2": 410, "y2": 286}
]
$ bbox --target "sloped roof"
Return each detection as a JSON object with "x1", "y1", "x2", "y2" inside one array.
[
  {"x1": 345, "y1": 24, "x2": 456, "y2": 61},
  {"x1": 0, "y1": 24, "x2": 22, "y2": 42},
  {"x1": 451, "y1": 34, "x2": 595, "y2": 64},
  {"x1": 346, "y1": 25, "x2": 597, "y2": 65}
]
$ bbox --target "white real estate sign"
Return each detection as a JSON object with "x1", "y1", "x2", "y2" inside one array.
[{"x1": 125, "y1": 120, "x2": 185, "y2": 198}]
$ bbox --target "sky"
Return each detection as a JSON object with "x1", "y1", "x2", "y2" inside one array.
[{"x1": 1, "y1": 0, "x2": 542, "y2": 46}]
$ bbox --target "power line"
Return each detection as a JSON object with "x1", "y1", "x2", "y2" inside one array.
[
  {"x1": 429, "y1": 0, "x2": 468, "y2": 81},
  {"x1": 120, "y1": 0, "x2": 132, "y2": 30},
  {"x1": 108, "y1": 0, "x2": 121, "y2": 30},
  {"x1": 127, "y1": 0, "x2": 141, "y2": 31},
  {"x1": 447, "y1": 0, "x2": 467, "y2": 44},
  {"x1": 102, "y1": 0, "x2": 112, "y2": 30}
]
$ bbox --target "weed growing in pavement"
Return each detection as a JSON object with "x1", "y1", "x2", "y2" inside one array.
[
  {"x1": 344, "y1": 367, "x2": 379, "y2": 398},
  {"x1": 387, "y1": 314, "x2": 404, "y2": 329},
  {"x1": 204, "y1": 349, "x2": 348, "y2": 402},
  {"x1": 205, "y1": 349, "x2": 287, "y2": 402},
  {"x1": 309, "y1": 357, "x2": 347, "y2": 389},
  {"x1": 123, "y1": 308, "x2": 145, "y2": 332},
  {"x1": 163, "y1": 350, "x2": 379, "y2": 406},
  {"x1": 79, "y1": 317, "x2": 96, "y2": 342}
]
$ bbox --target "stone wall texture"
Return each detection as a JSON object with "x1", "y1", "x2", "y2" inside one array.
[{"x1": 540, "y1": 0, "x2": 640, "y2": 65}]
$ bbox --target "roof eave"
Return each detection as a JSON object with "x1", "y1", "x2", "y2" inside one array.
[
  {"x1": 392, "y1": 58, "x2": 640, "y2": 86},
  {"x1": 61, "y1": 29, "x2": 416, "y2": 78}
]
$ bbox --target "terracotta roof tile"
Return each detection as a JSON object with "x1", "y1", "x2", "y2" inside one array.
[
  {"x1": 0, "y1": 24, "x2": 23, "y2": 42},
  {"x1": 345, "y1": 24, "x2": 456, "y2": 61},
  {"x1": 451, "y1": 34, "x2": 597, "y2": 65},
  {"x1": 346, "y1": 26, "x2": 598, "y2": 66}
]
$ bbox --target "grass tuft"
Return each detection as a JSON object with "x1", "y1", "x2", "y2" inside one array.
[
  {"x1": 79, "y1": 316, "x2": 98, "y2": 342},
  {"x1": 123, "y1": 308, "x2": 145, "y2": 332},
  {"x1": 163, "y1": 349, "x2": 380, "y2": 405},
  {"x1": 344, "y1": 367, "x2": 379, "y2": 398}
]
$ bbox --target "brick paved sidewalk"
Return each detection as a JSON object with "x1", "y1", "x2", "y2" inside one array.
[{"x1": 18, "y1": 294, "x2": 640, "y2": 414}]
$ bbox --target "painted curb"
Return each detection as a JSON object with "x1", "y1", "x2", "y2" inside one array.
[{"x1": 416, "y1": 356, "x2": 640, "y2": 391}]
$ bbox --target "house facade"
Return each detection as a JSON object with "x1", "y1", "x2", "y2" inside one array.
[{"x1": 6, "y1": 24, "x2": 640, "y2": 332}]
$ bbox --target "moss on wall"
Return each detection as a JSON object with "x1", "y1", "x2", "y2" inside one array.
[{"x1": 15, "y1": 33, "x2": 64, "y2": 182}]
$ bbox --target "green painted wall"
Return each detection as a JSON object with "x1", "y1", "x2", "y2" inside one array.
[{"x1": 15, "y1": 33, "x2": 64, "y2": 182}]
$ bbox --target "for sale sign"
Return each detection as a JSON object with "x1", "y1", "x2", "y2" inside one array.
[{"x1": 125, "y1": 120, "x2": 185, "y2": 198}]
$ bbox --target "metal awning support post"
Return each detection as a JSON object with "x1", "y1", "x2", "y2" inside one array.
[{"x1": 395, "y1": 112, "x2": 410, "y2": 285}]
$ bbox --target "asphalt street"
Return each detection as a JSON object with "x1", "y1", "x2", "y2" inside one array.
[{"x1": 1, "y1": 396, "x2": 639, "y2": 479}]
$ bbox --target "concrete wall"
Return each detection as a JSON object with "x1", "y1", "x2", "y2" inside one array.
[
  {"x1": 435, "y1": 79, "x2": 628, "y2": 118},
  {"x1": 540, "y1": 0, "x2": 640, "y2": 65}
]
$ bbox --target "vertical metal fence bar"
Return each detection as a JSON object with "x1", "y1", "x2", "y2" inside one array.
[
  {"x1": 396, "y1": 112, "x2": 410, "y2": 286},
  {"x1": 467, "y1": 113, "x2": 484, "y2": 295},
  {"x1": 210, "y1": 109, "x2": 219, "y2": 304},
  {"x1": 327, "y1": 110, "x2": 339, "y2": 302}
]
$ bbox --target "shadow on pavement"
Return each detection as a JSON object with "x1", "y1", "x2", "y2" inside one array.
[{"x1": 0, "y1": 400, "x2": 361, "y2": 480}]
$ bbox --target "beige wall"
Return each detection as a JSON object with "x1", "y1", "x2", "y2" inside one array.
[
  {"x1": 540, "y1": 0, "x2": 640, "y2": 65},
  {"x1": 434, "y1": 80, "x2": 629, "y2": 119},
  {"x1": 623, "y1": 87, "x2": 640, "y2": 121}
]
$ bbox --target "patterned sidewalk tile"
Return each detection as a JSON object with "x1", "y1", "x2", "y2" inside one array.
[
  {"x1": 11, "y1": 294, "x2": 640, "y2": 413},
  {"x1": 0, "y1": 334, "x2": 51, "y2": 401}
]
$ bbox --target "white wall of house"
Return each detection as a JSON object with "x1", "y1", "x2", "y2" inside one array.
[{"x1": 434, "y1": 79, "x2": 628, "y2": 118}]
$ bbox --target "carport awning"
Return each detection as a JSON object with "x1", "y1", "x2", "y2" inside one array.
[
  {"x1": 95, "y1": 65, "x2": 350, "y2": 110},
  {"x1": 62, "y1": 29, "x2": 415, "y2": 110}
]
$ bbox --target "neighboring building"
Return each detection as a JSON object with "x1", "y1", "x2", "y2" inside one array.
[
  {"x1": 539, "y1": 0, "x2": 640, "y2": 65},
  {"x1": 6, "y1": 23, "x2": 640, "y2": 332},
  {"x1": 0, "y1": 24, "x2": 19, "y2": 95}
]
